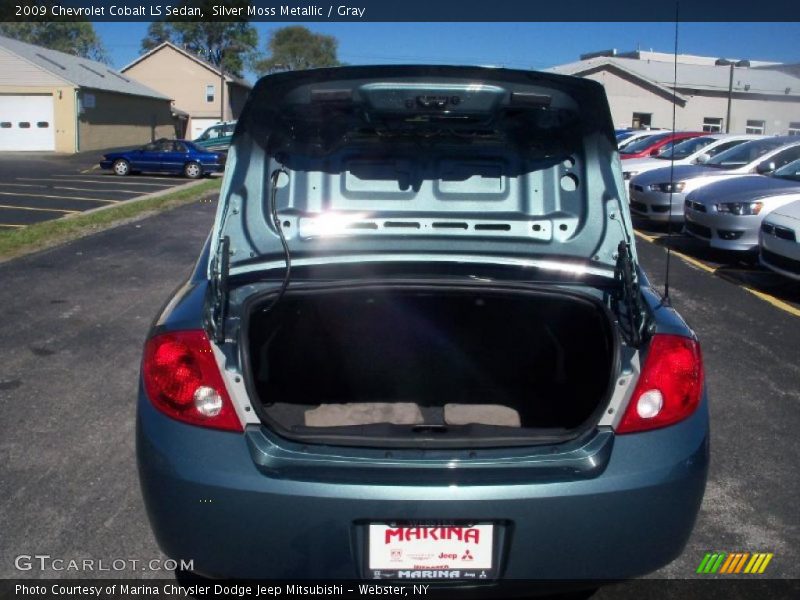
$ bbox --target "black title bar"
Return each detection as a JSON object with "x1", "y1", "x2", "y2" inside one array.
[{"x1": 1, "y1": 0, "x2": 797, "y2": 22}]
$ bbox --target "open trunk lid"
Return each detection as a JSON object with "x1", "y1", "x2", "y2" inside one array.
[
  {"x1": 211, "y1": 66, "x2": 635, "y2": 275},
  {"x1": 209, "y1": 66, "x2": 647, "y2": 348}
]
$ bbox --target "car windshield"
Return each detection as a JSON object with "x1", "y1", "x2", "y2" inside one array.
[
  {"x1": 183, "y1": 141, "x2": 203, "y2": 152},
  {"x1": 705, "y1": 138, "x2": 787, "y2": 169},
  {"x1": 619, "y1": 132, "x2": 671, "y2": 154},
  {"x1": 772, "y1": 158, "x2": 800, "y2": 182},
  {"x1": 655, "y1": 136, "x2": 715, "y2": 160}
]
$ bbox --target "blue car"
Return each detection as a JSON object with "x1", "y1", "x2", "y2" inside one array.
[
  {"x1": 137, "y1": 66, "x2": 708, "y2": 586},
  {"x1": 99, "y1": 138, "x2": 224, "y2": 178}
]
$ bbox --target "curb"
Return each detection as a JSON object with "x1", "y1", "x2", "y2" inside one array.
[
  {"x1": 70, "y1": 176, "x2": 217, "y2": 220},
  {"x1": 0, "y1": 179, "x2": 220, "y2": 265}
]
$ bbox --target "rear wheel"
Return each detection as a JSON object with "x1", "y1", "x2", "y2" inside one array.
[
  {"x1": 184, "y1": 162, "x2": 202, "y2": 179},
  {"x1": 112, "y1": 159, "x2": 130, "y2": 176}
]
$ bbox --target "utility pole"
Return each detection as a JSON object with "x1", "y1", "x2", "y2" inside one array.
[{"x1": 715, "y1": 58, "x2": 750, "y2": 133}]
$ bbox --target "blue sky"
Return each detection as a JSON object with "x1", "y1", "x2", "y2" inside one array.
[{"x1": 96, "y1": 22, "x2": 800, "y2": 79}]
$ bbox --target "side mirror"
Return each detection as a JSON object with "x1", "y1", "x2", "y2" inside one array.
[
  {"x1": 695, "y1": 153, "x2": 710, "y2": 164},
  {"x1": 756, "y1": 161, "x2": 776, "y2": 174},
  {"x1": 649, "y1": 148, "x2": 660, "y2": 156}
]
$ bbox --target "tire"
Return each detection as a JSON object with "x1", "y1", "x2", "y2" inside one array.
[
  {"x1": 112, "y1": 159, "x2": 130, "y2": 176},
  {"x1": 184, "y1": 162, "x2": 202, "y2": 179}
]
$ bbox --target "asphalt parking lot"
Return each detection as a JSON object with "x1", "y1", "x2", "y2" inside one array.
[
  {"x1": 0, "y1": 199, "x2": 798, "y2": 592},
  {"x1": 0, "y1": 153, "x2": 195, "y2": 228},
  {"x1": 633, "y1": 217, "x2": 800, "y2": 315}
]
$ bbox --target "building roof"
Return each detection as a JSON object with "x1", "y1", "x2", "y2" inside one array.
[
  {"x1": 579, "y1": 49, "x2": 780, "y2": 68},
  {"x1": 549, "y1": 56, "x2": 800, "y2": 99},
  {"x1": 0, "y1": 34, "x2": 170, "y2": 100},
  {"x1": 121, "y1": 41, "x2": 252, "y2": 89}
]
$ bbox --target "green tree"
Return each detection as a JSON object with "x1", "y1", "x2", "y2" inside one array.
[
  {"x1": 140, "y1": 1, "x2": 257, "y2": 77},
  {"x1": 254, "y1": 26, "x2": 340, "y2": 75},
  {"x1": 0, "y1": 22, "x2": 108, "y2": 62}
]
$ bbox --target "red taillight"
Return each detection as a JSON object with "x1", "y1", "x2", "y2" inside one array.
[
  {"x1": 617, "y1": 334, "x2": 704, "y2": 434},
  {"x1": 142, "y1": 330, "x2": 242, "y2": 432}
]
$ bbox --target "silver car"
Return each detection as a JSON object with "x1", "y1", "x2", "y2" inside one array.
[
  {"x1": 629, "y1": 137, "x2": 800, "y2": 224},
  {"x1": 760, "y1": 198, "x2": 800, "y2": 280},
  {"x1": 684, "y1": 159, "x2": 800, "y2": 252}
]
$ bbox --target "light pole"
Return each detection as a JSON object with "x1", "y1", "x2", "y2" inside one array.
[{"x1": 715, "y1": 58, "x2": 750, "y2": 133}]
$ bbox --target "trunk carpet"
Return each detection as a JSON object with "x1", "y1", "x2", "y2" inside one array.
[{"x1": 300, "y1": 402, "x2": 521, "y2": 428}]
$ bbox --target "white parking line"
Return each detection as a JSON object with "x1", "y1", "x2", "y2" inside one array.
[
  {"x1": 0, "y1": 204, "x2": 78, "y2": 214},
  {"x1": 0, "y1": 191, "x2": 118, "y2": 204},
  {"x1": 15, "y1": 177, "x2": 176, "y2": 188},
  {"x1": 3, "y1": 183, "x2": 147, "y2": 195},
  {"x1": 52, "y1": 173, "x2": 184, "y2": 182},
  {"x1": 62, "y1": 172, "x2": 181, "y2": 180}
]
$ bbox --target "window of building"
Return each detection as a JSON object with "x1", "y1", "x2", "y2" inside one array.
[
  {"x1": 631, "y1": 112, "x2": 652, "y2": 129},
  {"x1": 0, "y1": 122, "x2": 11, "y2": 128},
  {"x1": 36, "y1": 121, "x2": 49, "y2": 128},
  {"x1": 18, "y1": 122, "x2": 30, "y2": 128},
  {"x1": 745, "y1": 119, "x2": 766, "y2": 135},
  {"x1": 206, "y1": 84, "x2": 215, "y2": 103},
  {"x1": 788, "y1": 122, "x2": 800, "y2": 136},
  {"x1": 702, "y1": 117, "x2": 723, "y2": 133}
]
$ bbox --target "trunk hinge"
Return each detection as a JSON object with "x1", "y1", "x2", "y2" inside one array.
[
  {"x1": 613, "y1": 240, "x2": 647, "y2": 347},
  {"x1": 210, "y1": 235, "x2": 230, "y2": 344}
]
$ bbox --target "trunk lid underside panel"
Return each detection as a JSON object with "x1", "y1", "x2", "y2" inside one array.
[{"x1": 211, "y1": 66, "x2": 634, "y2": 277}]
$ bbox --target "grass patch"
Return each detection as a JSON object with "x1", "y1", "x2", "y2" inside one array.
[{"x1": 0, "y1": 178, "x2": 221, "y2": 261}]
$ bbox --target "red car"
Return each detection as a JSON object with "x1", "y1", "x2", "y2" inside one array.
[{"x1": 619, "y1": 131, "x2": 704, "y2": 160}]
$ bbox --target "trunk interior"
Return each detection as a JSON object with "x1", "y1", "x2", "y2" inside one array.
[{"x1": 244, "y1": 285, "x2": 617, "y2": 447}]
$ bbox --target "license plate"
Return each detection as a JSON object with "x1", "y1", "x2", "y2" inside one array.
[{"x1": 367, "y1": 523, "x2": 495, "y2": 580}]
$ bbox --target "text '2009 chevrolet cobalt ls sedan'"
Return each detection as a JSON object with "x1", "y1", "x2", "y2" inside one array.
[{"x1": 136, "y1": 66, "x2": 708, "y2": 585}]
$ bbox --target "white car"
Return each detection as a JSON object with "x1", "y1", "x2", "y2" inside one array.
[
  {"x1": 629, "y1": 137, "x2": 800, "y2": 224},
  {"x1": 622, "y1": 134, "x2": 762, "y2": 185},
  {"x1": 683, "y1": 159, "x2": 800, "y2": 252},
  {"x1": 617, "y1": 129, "x2": 668, "y2": 151},
  {"x1": 760, "y1": 198, "x2": 800, "y2": 280}
]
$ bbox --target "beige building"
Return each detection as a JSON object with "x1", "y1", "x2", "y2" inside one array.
[
  {"x1": 0, "y1": 35, "x2": 173, "y2": 153},
  {"x1": 550, "y1": 50, "x2": 800, "y2": 136},
  {"x1": 121, "y1": 42, "x2": 252, "y2": 140}
]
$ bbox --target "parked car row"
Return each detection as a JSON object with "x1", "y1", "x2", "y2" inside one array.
[
  {"x1": 619, "y1": 130, "x2": 705, "y2": 160},
  {"x1": 628, "y1": 136, "x2": 800, "y2": 281}
]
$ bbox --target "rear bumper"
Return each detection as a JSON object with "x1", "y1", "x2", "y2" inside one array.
[
  {"x1": 201, "y1": 162, "x2": 224, "y2": 174},
  {"x1": 137, "y1": 389, "x2": 709, "y2": 581}
]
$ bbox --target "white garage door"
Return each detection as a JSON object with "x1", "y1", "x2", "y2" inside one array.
[
  {"x1": 0, "y1": 95, "x2": 56, "y2": 151},
  {"x1": 189, "y1": 118, "x2": 220, "y2": 141}
]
